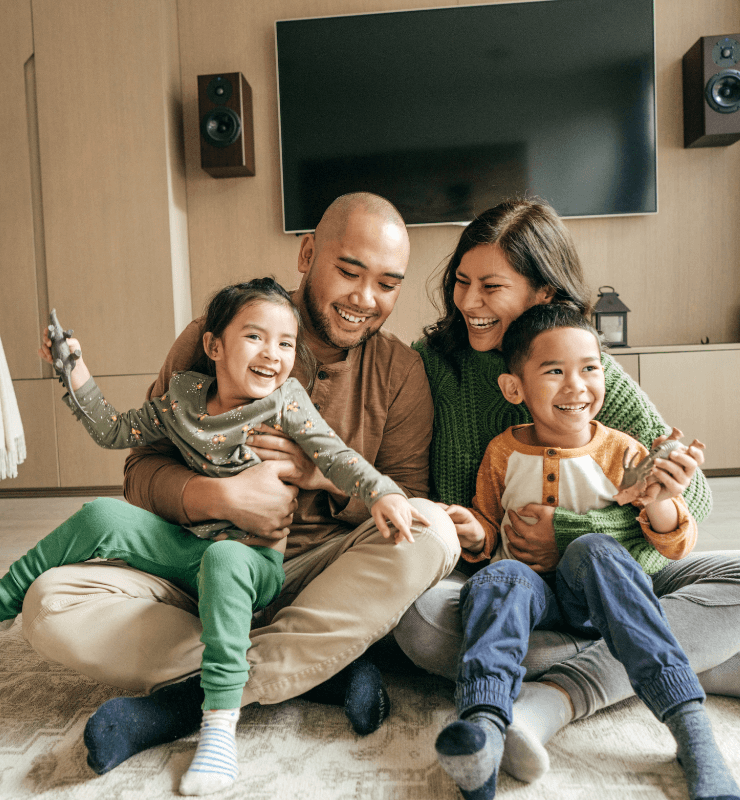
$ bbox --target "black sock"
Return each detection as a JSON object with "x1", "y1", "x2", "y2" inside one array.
[
  {"x1": 300, "y1": 657, "x2": 390, "y2": 736},
  {"x1": 84, "y1": 676, "x2": 204, "y2": 775}
]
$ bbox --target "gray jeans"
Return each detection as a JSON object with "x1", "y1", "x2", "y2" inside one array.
[{"x1": 393, "y1": 549, "x2": 740, "y2": 720}]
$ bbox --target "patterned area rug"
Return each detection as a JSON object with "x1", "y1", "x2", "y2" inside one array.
[{"x1": 1, "y1": 621, "x2": 738, "y2": 800}]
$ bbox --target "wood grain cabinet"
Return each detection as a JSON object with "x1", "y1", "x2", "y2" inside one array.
[{"x1": 611, "y1": 344, "x2": 740, "y2": 474}]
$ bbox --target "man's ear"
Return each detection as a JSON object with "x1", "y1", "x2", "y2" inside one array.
[
  {"x1": 498, "y1": 372, "x2": 525, "y2": 404},
  {"x1": 297, "y1": 233, "x2": 315, "y2": 275},
  {"x1": 202, "y1": 331, "x2": 222, "y2": 362}
]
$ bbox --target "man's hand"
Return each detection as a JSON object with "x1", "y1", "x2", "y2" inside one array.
[
  {"x1": 506, "y1": 504, "x2": 559, "y2": 573},
  {"x1": 438, "y1": 503, "x2": 486, "y2": 553},
  {"x1": 184, "y1": 459, "x2": 299, "y2": 539},
  {"x1": 245, "y1": 424, "x2": 343, "y2": 496},
  {"x1": 371, "y1": 494, "x2": 430, "y2": 544}
]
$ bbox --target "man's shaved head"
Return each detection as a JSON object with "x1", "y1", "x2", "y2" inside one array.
[
  {"x1": 313, "y1": 192, "x2": 406, "y2": 255},
  {"x1": 294, "y1": 192, "x2": 409, "y2": 360}
]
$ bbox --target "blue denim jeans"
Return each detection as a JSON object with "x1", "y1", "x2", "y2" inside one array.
[{"x1": 455, "y1": 533, "x2": 705, "y2": 724}]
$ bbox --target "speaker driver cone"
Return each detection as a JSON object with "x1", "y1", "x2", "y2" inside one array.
[
  {"x1": 201, "y1": 108, "x2": 242, "y2": 147},
  {"x1": 705, "y1": 70, "x2": 740, "y2": 113}
]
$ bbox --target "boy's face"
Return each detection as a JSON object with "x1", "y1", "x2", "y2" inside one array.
[{"x1": 504, "y1": 326, "x2": 605, "y2": 448}]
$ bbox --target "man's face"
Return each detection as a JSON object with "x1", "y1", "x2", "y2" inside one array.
[{"x1": 297, "y1": 211, "x2": 409, "y2": 352}]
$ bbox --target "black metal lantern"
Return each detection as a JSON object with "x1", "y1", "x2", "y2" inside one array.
[{"x1": 593, "y1": 286, "x2": 630, "y2": 347}]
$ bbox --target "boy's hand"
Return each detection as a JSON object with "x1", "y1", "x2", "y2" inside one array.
[
  {"x1": 38, "y1": 326, "x2": 91, "y2": 391},
  {"x1": 438, "y1": 503, "x2": 486, "y2": 553},
  {"x1": 371, "y1": 494, "x2": 430, "y2": 544},
  {"x1": 639, "y1": 429, "x2": 706, "y2": 506}
]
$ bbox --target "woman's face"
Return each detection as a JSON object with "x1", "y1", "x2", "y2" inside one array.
[{"x1": 453, "y1": 244, "x2": 553, "y2": 351}]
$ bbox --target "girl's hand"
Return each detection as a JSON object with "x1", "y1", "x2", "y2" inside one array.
[
  {"x1": 371, "y1": 494, "x2": 430, "y2": 544},
  {"x1": 38, "y1": 326, "x2": 91, "y2": 391},
  {"x1": 438, "y1": 503, "x2": 486, "y2": 553}
]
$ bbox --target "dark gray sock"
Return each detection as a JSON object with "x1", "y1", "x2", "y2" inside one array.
[
  {"x1": 435, "y1": 709, "x2": 506, "y2": 800},
  {"x1": 84, "y1": 676, "x2": 204, "y2": 774},
  {"x1": 300, "y1": 657, "x2": 390, "y2": 736},
  {"x1": 664, "y1": 700, "x2": 740, "y2": 800}
]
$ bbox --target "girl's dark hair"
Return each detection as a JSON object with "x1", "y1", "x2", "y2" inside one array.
[
  {"x1": 501, "y1": 303, "x2": 602, "y2": 376},
  {"x1": 423, "y1": 198, "x2": 592, "y2": 362},
  {"x1": 192, "y1": 277, "x2": 316, "y2": 387}
]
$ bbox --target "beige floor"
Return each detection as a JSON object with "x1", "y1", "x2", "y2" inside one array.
[{"x1": 0, "y1": 477, "x2": 738, "y2": 574}]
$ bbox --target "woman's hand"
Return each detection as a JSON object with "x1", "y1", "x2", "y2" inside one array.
[
  {"x1": 245, "y1": 423, "x2": 343, "y2": 496},
  {"x1": 506, "y1": 504, "x2": 559, "y2": 573},
  {"x1": 438, "y1": 503, "x2": 486, "y2": 553}
]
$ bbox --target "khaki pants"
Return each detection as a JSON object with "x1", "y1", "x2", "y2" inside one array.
[{"x1": 22, "y1": 498, "x2": 459, "y2": 706}]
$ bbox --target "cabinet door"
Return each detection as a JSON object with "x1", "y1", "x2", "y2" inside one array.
[{"x1": 639, "y1": 351, "x2": 740, "y2": 471}]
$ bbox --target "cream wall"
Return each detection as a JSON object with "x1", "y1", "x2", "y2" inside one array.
[{"x1": 177, "y1": 0, "x2": 740, "y2": 347}]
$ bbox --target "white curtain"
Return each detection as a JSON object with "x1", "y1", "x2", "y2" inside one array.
[{"x1": 0, "y1": 333, "x2": 26, "y2": 479}]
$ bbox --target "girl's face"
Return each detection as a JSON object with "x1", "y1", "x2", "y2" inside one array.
[
  {"x1": 453, "y1": 244, "x2": 553, "y2": 352},
  {"x1": 207, "y1": 300, "x2": 298, "y2": 406}
]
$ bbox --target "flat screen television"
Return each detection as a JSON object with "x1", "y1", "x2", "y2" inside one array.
[{"x1": 275, "y1": 0, "x2": 657, "y2": 233}]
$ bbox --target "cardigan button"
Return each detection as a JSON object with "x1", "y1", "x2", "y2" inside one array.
[
  {"x1": 547, "y1": 495, "x2": 556, "y2": 504},
  {"x1": 547, "y1": 473, "x2": 556, "y2": 482},
  {"x1": 317, "y1": 370, "x2": 328, "y2": 380},
  {"x1": 547, "y1": 449, "x2": 557, "y2": 456}
]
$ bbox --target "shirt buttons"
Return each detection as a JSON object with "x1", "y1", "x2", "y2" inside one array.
[
  {"x1": 547, "y1": 496, "x2": 556, "y2": 504},
  {"x1": 317, "y1": 370, "x2": 328, "y2": 380},
  {"x1": 547, "y1": 449, "x2": 557, "y2": 456},
  {"x1": 547, "y1": 473, "x2": 556, "y2": 482}
]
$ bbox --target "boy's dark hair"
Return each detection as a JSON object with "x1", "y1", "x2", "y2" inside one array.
[
  {"x1": 501, "y1": 303, "x2": 602, "y2": 375},
  {"x1": 192, "y1": 277, "x2": 316, "y2": 387}
]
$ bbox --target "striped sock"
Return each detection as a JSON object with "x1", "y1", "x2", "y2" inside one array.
[{"x1": 179, "y1": 709, "x2": 240, "y2": 796}]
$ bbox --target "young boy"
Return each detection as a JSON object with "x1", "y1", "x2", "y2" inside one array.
[{"x1": 434, "y1": 303, "x2": 738, "y2": 800}]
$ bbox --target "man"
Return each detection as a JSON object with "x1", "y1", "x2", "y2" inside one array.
[{"x1": 23, "y1": 193, "x2": 460, "y2": 774}]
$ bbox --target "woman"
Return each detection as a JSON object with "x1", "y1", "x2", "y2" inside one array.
[{"x1": 393, "y1": 198, "x2": 740, "y2": 783}]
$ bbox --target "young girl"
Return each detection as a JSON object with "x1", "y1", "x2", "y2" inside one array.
[{"x1": 1, "y1": 277, "x2": 428, "y2": 796}]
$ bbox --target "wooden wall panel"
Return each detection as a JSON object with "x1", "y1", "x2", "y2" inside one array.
[
  {"x1": 31, "y1": 0, "x2": 184, "y2": 376},
  {"x1": 177, "y1": 0, "x2": 740, "y2": 349},
  {"x1": 54, "y1": 374, "x2": 159, "y2": 487},
  {"x1": 0, "y1": 0, "x2": 44, "y2": 380}
]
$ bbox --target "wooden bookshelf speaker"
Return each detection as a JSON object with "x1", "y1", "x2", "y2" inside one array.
[
  {"x1": 198, "y1": 72, "x2": 255, "y2": 177},
  {"x1": 683, "y1": 34, "x2": 740, "y2": 148}
]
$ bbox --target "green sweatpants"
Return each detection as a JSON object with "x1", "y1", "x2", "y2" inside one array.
[{"x1": 0, "y1": 497, "x2": 284, "y2": 709}]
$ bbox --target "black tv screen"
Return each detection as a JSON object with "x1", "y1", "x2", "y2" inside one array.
[{"x1": 276, "y1": 0, "x2": 657, "y2": 232}]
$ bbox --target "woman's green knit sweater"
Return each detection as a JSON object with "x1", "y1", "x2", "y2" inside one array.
[{"x1": 414, "y1": 341, "x2": 712, "y2": 574}]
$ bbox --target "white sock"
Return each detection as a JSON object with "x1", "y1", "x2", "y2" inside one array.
[
  {"x1": 500, "y1": 682, "x2": 573, "y2": 783},
  {"x1": 179, "y1": 709, "x2": 239, "y2": 796}
]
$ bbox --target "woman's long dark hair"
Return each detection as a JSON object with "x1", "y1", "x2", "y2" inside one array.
[
  {"x1": 192, "y1": 277, "x2": 316, "y2": 389},
  {"x1": 424, "y1": 198, "x2": 592, "y2": 363}
]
